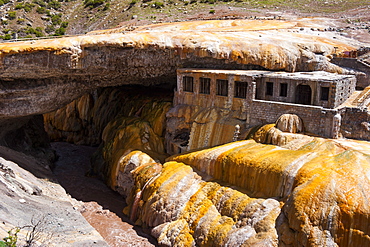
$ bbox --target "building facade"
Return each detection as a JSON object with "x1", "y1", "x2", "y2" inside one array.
[{"x1": 170, "y1": 68, "x2": 357, "y2": 153}]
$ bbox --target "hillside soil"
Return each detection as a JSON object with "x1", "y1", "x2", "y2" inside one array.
[
  {"x1": 119, "y1": 5, "x2": 370, "y2": 44},
  {"x1": 0, "y1": 0, "x2": 369, "y2": 43}
]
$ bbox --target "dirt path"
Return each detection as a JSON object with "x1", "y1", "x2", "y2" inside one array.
[{"x1": 51, "y1": 142, "x2": 157, "y2": 247}]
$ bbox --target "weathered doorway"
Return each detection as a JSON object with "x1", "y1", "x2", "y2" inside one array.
[{"x1": 295, "y1": 84, "x2": 312, "y2": 105}]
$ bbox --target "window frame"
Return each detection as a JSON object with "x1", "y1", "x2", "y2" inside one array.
[
  {"x1": 234, "y1": 81, "x2": 248, "y2": 98},
  {"x1": 216, "y1": 79, "x2": 229, "y2": 97},
  {"x1": 199, "y1": 77, "x2": 211, "y2": 95},
  {"x1": 266, "y1": 82, "x2": 274, "y2": 96},
  {"x1": 280, "y1": 83, "x2": 288, "y2": 97},
  {"x1": 183, "y1": 76, "x2": 194, "y2": 92},
  {"x1": 320, "y1": 86, "x2": 329, "y2": 101}
]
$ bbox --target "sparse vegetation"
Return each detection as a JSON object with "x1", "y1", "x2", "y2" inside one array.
[
  {"x1": 153, "y1": 1, "x2": 164, "y2": 8},
  {"x1": 51, "y1": 14, "x2": 62, "y2": 25},
  {"x1": 0, "y1": 0, "x2": 369, "y2": 44},
  {"x1": 0, "y1": 227, "x2": 20, "y2": 247},
  {"x1": 32, "y1": 0, "x2": 46, "y2": 7},
  {"x1": 0, "y1": 0, "x2": 10, "y2": 7},
  {"x1": 7, "y1": 11, "x2": 16, "y2": 20},
  {"x1": 16, "y1": 18, "x2": 25, "y2": 24},
  {"x1": 3, "y1": 34, "x2": 12, "y2": 40},
  {"x1": 84, "y1": 0, "x2": 106, "y2": 8},
  {"x1": 25, "y1": 27, "x2": 44, "y2": 37},
  {"x1": 103, "y1": 2, "x2": 110, "y2": 10},
  {"x1": 15, "y1": 2, "x2": 35, "y2": 12},
  {"x1": 61, "y1": 21, "x2": 69, "y2": 28},
  {"x1": 54, "y1": 27, "x2": 66, "y2": 35},
  {"x1": 47, "y1": 0, "x2": 62, "y2": 10},
  {"x1": 0, "y1": 215, "x2": 53, "y2": 247},
  {"x1": 45, "y1": 24, "x2": 55, "y2": 33},
  {"x1": 36, "y1": 6, "x2": 47, "y2": 13}
]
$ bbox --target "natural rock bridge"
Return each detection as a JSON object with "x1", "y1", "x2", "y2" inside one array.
[
  {"x1": 0, "y1": 18, "x2": 360, "y2": 119},
  {"x1": 1, "y1": 18, "x2": 370, "y2": 247}
]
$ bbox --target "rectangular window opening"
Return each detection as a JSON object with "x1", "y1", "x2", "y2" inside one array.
[
  {"x1": 266, "y1": 82, "x2": 273, "y2": 96},
  {"x1": 320, "y1": 87, "x2": 329, "y2": 101},
  {"x1": 199, "y1": 77, "x2": 211, "y2": 94},
  {"x1": 183, "y1": 76, "x2": 194, "y2": 92},
  {"x1": 216, "y1": 79, "x2": 228, "y2": 96},
  {"x1": 280, "y1": 83, "x2": 288, "y2": 97},
  {"x1": 234, "y1": 81, "x2": 248, "y2": 98}
]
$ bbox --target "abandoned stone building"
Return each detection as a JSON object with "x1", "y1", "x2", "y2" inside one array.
[{"x1": 168, "y1": 68, "x2": 365, "y2": 153}]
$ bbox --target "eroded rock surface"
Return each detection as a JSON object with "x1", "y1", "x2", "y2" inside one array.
[{"x1": 0, "y1": 146, "x2": 108, "y2": 246}]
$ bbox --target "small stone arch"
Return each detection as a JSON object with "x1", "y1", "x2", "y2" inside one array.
[{"x1": 295, "y1": 84, "x2": 312, "y2": 105}]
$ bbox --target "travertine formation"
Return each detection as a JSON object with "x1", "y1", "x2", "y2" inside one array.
[
  {"x1": 112, "y1": 129, "x2": 370, "y2": 246},
  {"x1": 118, "y1": 152, "x2": 281, "y2": 247},
  {"x1": 44, "y1": 87, "x2": 172, "y2": 147},
  {"x1": 0, "y1": 18, "x2": 364, "y2": 119}
]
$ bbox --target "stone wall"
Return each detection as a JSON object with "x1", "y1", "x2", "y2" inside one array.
[
  {"x1": 332, "y1": 57, "x2": 370, "y2": 89},
  {"x1": 255, "y1": 72, "x2": 356, "y2": 108},
  {"x1": 248, "y1": 100, "x2": 338, "y2": 138},
  {"x1": 174, "y1": 69, "x2": 353, "y2": 142},
  {"x1": 340, "y1": 107, "x2": 370, "y2": 140}
]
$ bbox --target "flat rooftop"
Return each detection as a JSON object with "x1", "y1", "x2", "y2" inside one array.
[
  {"x1": 265, "y1": 71, "x2": 355, "y2": 82},
  {"x1": 177, "y1": 69, "x2": 271, "y2": 77},
  {"x1": 177, "y1": 69, "x2": 355, "y2": 82}
]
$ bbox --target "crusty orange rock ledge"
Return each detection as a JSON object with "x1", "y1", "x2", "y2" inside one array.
[
  {"x1": 0, "y1": 18, "x2": 364, "y2": 119},
  {"x1": 169, "y1": 134, "x2": 370, "y2": 246}
]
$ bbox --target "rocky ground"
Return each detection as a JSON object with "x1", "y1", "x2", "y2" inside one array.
[
  {"x1": 0, "y1": 145, "x2": 108, "y2": 246},
  {"x1": 51, "y1": 142, "x2": 157, "y2": 247}
]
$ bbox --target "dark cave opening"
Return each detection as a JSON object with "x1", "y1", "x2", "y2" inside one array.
[{"x1": 42, "y1": 84, "x2": 178, "y2": 246}]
